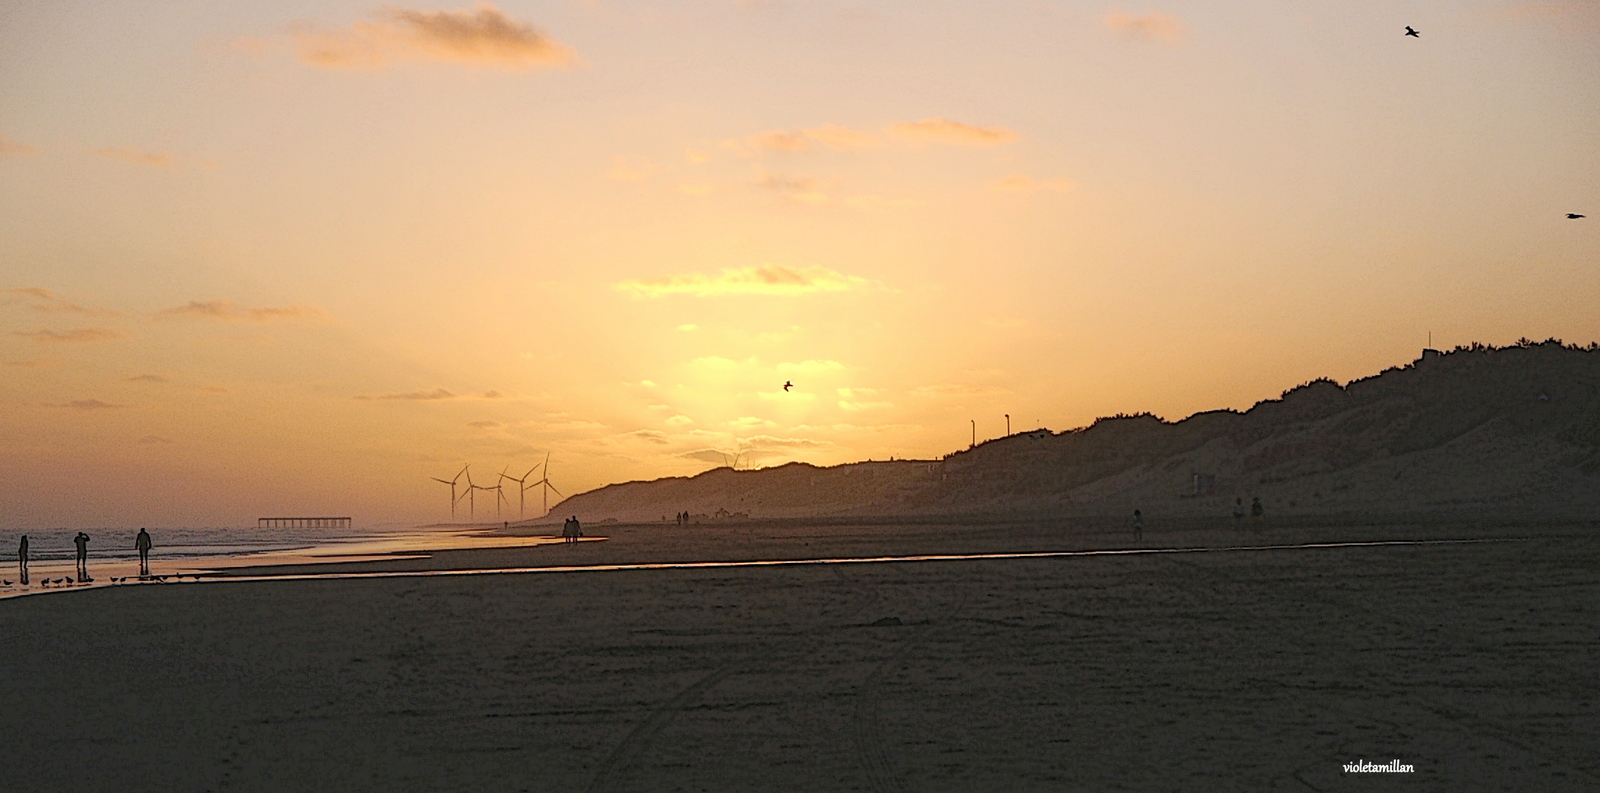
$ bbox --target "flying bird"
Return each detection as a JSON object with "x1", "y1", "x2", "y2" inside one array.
[
  {"x1": 1405, "y1": 26, "x2": 1420, "y2": 37},
  {"x1": 783, "y1": 381, "x2": 794, "y2": 391},
  {"x1": 1568, "y1": 213, "x2": 1585, "y2": 219}
]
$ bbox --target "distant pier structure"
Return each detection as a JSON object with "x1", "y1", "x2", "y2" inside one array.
[{"x1": 258, "y1": 516, "x2": 352, "y2": 529}]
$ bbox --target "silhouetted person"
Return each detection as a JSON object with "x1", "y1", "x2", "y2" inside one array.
[
  {"x1": 74, "y1": 532, "x2": 91, "y2": 581},
  {"x1": 136, "y1": 528, "x2": 152, "y2": 577},
  {"x1": 1250, "y1": 497, "x2": 1264, "y2": 526},
  {"x1": 570, "y1": 516, "x2": 583, "y2": 542},
  {"x1": 1233, "y1": 498, "x2": 1245, "y2": 523},
  {"x1": 1404, "y1": 26, "x2": 1419, "y2": 37},
  {"x1": 1132, "y1": 509, "x2": 1144, "y2": 541},
  {"x1": 18, "y1": 535, "x2": 28, "y2": 585},
  {"x1": 1569, "y1": 213, "x2": 1586, "y2": 219}
]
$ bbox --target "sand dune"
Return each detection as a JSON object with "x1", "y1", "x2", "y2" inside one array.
[{"x1": 555, "y1": 342, "x2": 1600, "y2": 525}]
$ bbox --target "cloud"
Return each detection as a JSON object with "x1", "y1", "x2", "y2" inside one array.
[
  {"x1": 738, "y1": 434, "x2": 831, "y2": 449},
  {"x1": 51, "y1": 399, "x2": 125, "y2": 410},
  {"x1": 754, "y1": 170, "x2": 829, "y2": 204},
  {"x1": 126, "y1": 374, "x2": 169, "y2": 383},
  {"x1": 1104, "y1": 10, "x2": 1186, "y2": 43},
  {"x1": 159, "y1": 300, "x2": 324, "y2": 322},
  {"x1": 664, "y1": 414, "x2": 694, "y2": 427},
  {"x1": 607, "y1": 155, "x2": 659, "y2": 182},
  {"x1": 95, "y1": 147, "x2": 176, "y2": 167},
  {"x1": 13, "y1": 327, "x2": 128, "y2": 344},
  {"x1": 730, "y1": 416, "x2": 774, "y2": 428},
  {"x1": 987, "y1": 173, "x2": 1075, "y2": 193},
  {"x1": 0, "y1": 136, "x2": 39, "y2": 157},
  {"x1": 2, "y1": 287, "x2": 115, "y2": 316},
  {"x1": 354, "y1": 388, "x2": 458, "y2": 401},
  {"x1": 800, "y1": 124, "x2": 881, "y2": 151},
  {"x1": 617, "y1": 264, "x2": 873, "y2": 298},
  {"x1": 888, "y1": 118, "x2": 1017, "y2": 146},
  {"x1": 467, "y1": 420, "x2": 502, "y2": 427},
  {"x1": 289, "y1": 3, "x2": 577, "y2": 70},
  {"x1": 623, "y1": 429, "x2": 671, "y2": 444}
]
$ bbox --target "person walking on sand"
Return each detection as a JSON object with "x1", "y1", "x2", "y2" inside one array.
[
  {"x1": 136, "y1": 528, "x2": 152, "y2": 577},
  {"x1": 1132, "y1": 509, "x2": 1144, "y2": 541},
  {"x1": 1250, "y1": 497, "x2": 1264, "y2": 527},
  {"x1": 1233, "y1": 498, "x2": 1245, "y2": 523},
  {"x1": 74, "y1": 532, "x2": 91, "y2": 581},
  {"x1": 18, "y1": 535, "x2": 29, "y2": 585},
  {"x1": 569, "y1": 516, "x2": 582, "y2": 542},
  {"x1": 562, "y1": 517, "x2": 575, "y2": 543}
]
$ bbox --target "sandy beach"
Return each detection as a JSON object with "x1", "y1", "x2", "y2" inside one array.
[{"x1": 1, "y1": 520, "x2": 1595, "y2": 791}]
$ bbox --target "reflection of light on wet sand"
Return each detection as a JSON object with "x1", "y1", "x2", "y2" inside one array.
[
  {"x1": 1, "y1": 536, "x2": 1532, "y2": 600},
  {"x1": 0, "y1": 531, "x2": 574, "y2": 600}
]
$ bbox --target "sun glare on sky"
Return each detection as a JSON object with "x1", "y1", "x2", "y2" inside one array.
[{"x1": 1, "y1": 0, "x2": 1596, "y2": 526}]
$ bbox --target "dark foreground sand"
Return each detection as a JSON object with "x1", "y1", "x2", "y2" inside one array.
[{"x1": 1, "y1": 523, "x2": 1596, "y2": 792}]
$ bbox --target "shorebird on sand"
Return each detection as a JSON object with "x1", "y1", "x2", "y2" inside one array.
[
  {"x1": 1568, "y1": 213, "x2": 1585, "y2": 219},
  {"x1": 1405, "y1": 26, "x2": 1420, "y2": 37}
]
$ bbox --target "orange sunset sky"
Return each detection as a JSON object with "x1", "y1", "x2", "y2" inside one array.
[{"x1": 2, "y1": 0, "x2": 1597, "y2": 527}]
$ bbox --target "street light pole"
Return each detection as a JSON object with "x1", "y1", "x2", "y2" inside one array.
[
  {"x1": 1005, "y1": 414, "x2": 1010, "y2": 436},
  {"x1": 970, "y1": 419, "x2": 976, "y2": 449}
]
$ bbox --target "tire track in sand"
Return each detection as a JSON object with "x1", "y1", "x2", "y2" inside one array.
[
  {"x1": 846, "y1": 566, "x2": 968, "y2": 793},
  {"x1": 584, "y1": 567, "x2": 883, "y2": 793}
]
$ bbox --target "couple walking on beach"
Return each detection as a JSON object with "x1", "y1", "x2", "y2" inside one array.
[{"x1": 562, "y1": 516, "x2": 583, "y2": 543}]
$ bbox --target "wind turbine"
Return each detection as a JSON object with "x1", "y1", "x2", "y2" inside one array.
[
  {"x1": 491, "y1": 465, "x2": 510, "y2": 520},
  {"x1": 459, "y1": 465, "x2": 479, "y2": 521},
  {"x1": 501, "y1": 463, "x2": 542, "y2": 520},
  {"x1": 430, "y1": 464, "x2": 467, "y2": 520},
  {"x1": 530, "y1": 452, "x2": 564, "y2": 517}
]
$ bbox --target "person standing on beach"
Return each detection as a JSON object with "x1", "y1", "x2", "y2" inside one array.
[
  {"x1": 74, "y1": 532, "x2": 91, "y2": 581},
  {"x1": 136, "y1": 528, "x2": 152, "y2": 577},
  {"x1": 1132, "y1": 509, "x2": 1144, "y2": 541},
  {"x1": 1250, "y1": 497, "x2": 1264, "y2": 527},
  {"x1": 1233, "y1": 498, "x2": 1245, "y2": 523},
  {"x1": 18, "y1": 535, "x2": 28, "y2": 585}
]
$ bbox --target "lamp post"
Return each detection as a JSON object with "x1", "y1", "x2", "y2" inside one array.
[
  {"x1": 970, "y1": 419, "x2": 976, "y2": 449},
  {"x1": 1005, "y1": 414, "x2": 1010, "y2": 436}
]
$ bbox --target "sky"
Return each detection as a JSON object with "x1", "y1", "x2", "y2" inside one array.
[{"x1": 1, "y1": 0, "x2": 1597, "y2": 528}]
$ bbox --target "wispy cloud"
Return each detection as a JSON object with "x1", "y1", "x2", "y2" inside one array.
[
  {"x1": 95, "y1": 147, "x2": 176, "y2": 167},
  {"x1": 617, "y1": 264, "x2": 873, "y2": 298},
  {"x1": 2, "y1": 287, "x2": 116, "y2": 316},
  {"x1": 987, "y1": 173, "x2": 1075, "y2": 193},
  {"x1": 49, "y1": 399, "x2": 126, "y2": 410},
  {"x1": 1104, "y1": 10, "x2": 1186, "y2": 43},
  {"x1": 755, "y1": 169, "x2": 829, "y2": 204},
  {"x1": 0, "y1": 135, "x2": 39, "y2": 157},
  {"x1": 888, "y1": 118, "x2": 1017, "y2": 146},
  {"x1": 355, "y1": 388, "x2": 458, "y2": 401},
  {"x1": 126, "y1": 374, "x2": 169, "y2": 383},
  {"x1": 287, "y1": 3, "x2": 577, "y2": 70},
  {"x1": 158, "y1": 300, "x2": 324, "y2": 322},
  {"x1": 13, "y1": 327, "x2": 129, "y2": 344},
  {"x1": 354, "y1": 388, "x2": 502, "y2": 401}
]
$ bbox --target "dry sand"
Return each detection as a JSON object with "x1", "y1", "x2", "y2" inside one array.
[{"x1": 1, "y1": 521, "x2": 1596, "y2": 791}]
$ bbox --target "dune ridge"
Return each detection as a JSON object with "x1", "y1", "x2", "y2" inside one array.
[{"x1": 552, "y1": 342, "x2": 1600, "y2": 525}]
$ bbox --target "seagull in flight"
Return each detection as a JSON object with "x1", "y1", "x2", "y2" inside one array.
[
  {"x1": 783, "y1": 380, "x2": 794, "y2": 391},
  {"x1": 1567, "y1": 213, "x2": 1585, "y2": 219},
  {"x1": 1405, "y1": 26, "x2": 1420, "y2": 37}
]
